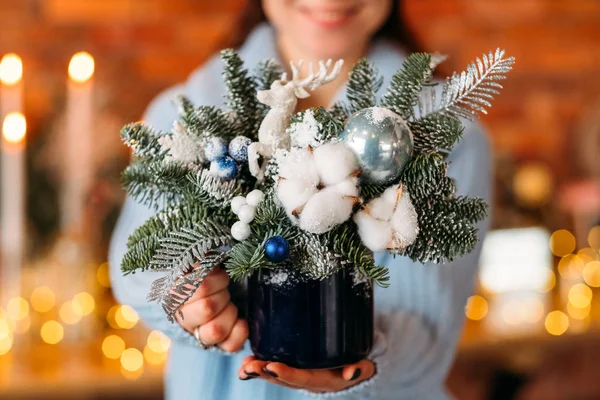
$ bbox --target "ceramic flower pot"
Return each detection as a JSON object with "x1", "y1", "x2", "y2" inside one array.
[{"x1": 247, "y1": 267, "x2": 374, "y2": 369}]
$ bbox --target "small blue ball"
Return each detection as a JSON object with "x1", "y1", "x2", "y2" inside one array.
[
  {"x1": 210, "y1": 156, "x2": 238, "y2": 181},
  {"x1": 228, "y1": 136, "x2": 252, "y2": 162},
  {"x1": 205, "y1": 137, "x2": 228, "y2": 162},
  {"x1": 264, "y1": 236, "x2": 290, "y2": 263}
]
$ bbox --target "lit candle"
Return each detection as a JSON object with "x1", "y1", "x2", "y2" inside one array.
[
  {"x1": 0, "y1": 54, "x2": 23, "y2": 126},
  {"x1": 1, "y1": 112, "x2": 26, "y2": 307},
  {"x1": 63, "y1": 52, "x2": 95, "y2": 234}
]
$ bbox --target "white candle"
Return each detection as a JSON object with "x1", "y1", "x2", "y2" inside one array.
[
  {"x1": 62, "y1": 52, "x2": 95, "y2": 234},
  {"x1": 1, "y1": 112, "x2": 26, "y2": 307},
  {"x1": 0, "y1": 54, "x2": 23, "y2": 132}
]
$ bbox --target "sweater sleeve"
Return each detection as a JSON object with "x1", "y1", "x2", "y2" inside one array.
[{"x1": 314, "y1": 121, "x2": 492, "y2": 400}]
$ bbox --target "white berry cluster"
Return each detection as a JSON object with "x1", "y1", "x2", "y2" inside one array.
[
  {"x1": 353, "y1": 184, "x2": 419, "y2": 252},
  {"x1": 230, "y1": 190, "x2": 265, "y2": 241}
]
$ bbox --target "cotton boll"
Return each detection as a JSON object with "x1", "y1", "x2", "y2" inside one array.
[
  {"x1": 231, "y1": 196, "x2": 247, "y2": 214},
  {"x1": 382, "y1": 184, "x2": 401, "y2": 206},
  {"x1": 277, "y1": 179, "x2": 318, "y2": 214},
  {"x1": 366, "y1": 197, "x2": 395, "y2": 221},
  {"x1": 231, "y1": 221, "x2": 251, "y2": 241},
  {"x1": 238, "y1": 205, "x2": 256, "y2": 224},
  {"x1": 390, "y1": 191, "x2": 419, "y2": 247},
  {"x1": 330, "y1": 177, "x2": 359, "y2": 197},
  {"x1": 246, "y1": 190, "x2": 265, "y2": 207},
  {"x1": 313, "y1": 142, "x2": 359, "y2": 186},
  {"x1": 277, "y1": 148, "x2": 320, "y2": 186},
  {"x1": 299, "y1": 188, "x2": 354, "y2": 234},
  {"x1": 354, "y1": 211, "x2": 393, "y2": 252}
]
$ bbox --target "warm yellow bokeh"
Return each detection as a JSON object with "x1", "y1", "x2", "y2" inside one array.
[
  {"x1": 41, "y1": 321, "x2": 64, "y2": 344},
  {"x1": 59, "y1": 301, "x2": 83, "y2": 325},
  {"x1": 465, "y1": 295, "x2": 488, "y2": 321},
  {"x1": 545, "y1": 311, "x2": 569, "y2": 336},
  {"x1": 114, "y1": 305, "x2": 139, "y2": 329},
  {"x1": 512, "y1": 163, "x2": 553, "y2": 207},
  {"x1": 578, "y1": 248, "x2": 598, "y2": 264},
  {"x1": 7, "y1": 297, "x2": 29, "y2": 321},
  {"x1": 2, "y1": 112, "x2": 26, "y2": 144},
  {"x1": 13, "y1": 315, "x2": 31, "y2": 334},
  {"x1": 102, "y1": 335, "x2": 126, "y2": 360},
  {"x1": 568, "y1": 283, "x2": 593, "y2": 308},
  {"x1": 68, "y1": 52, "x2": 95, "y2": 83},
  {"x1": 147, "y1": 330, "x2": 171, "y2": 353},
  {"x1": 30, "y1": 286, "x2": 56, "y2": 313},
  {"x1": 144, "y1": 344, "x2": 168, "y2": 365},
  {"x1": 522, "y1": 297, "x2": 545, "y2": 324},
  {"x1": 567, "y1": 302, "x2": 591, "y2": 320},
  {"x1": 583, "y1": 261, "x2": 600, "y2": 287},
  {"x1": 549, "y1": 230, "x2": 576, "y2": 257},
  {"x1": 0, "y1": 335, "x2": 13, "y2": 355},
  {"x1": 120, "y1": 348, "x2": 144, "y2": 372},
  {"x1": 0, "y1": 53, "x2": 23, "y2": 85},
  {"x1": 558, "y1": 255, "x2": 584, "y2": 280},
  {"x1": 97, "y1": 263, "x2": 111, "y2": 287},
  {"x1": 0, "y1": 319, "x2": 11, "y2": 340},
  {"x1": 588, "y1": 226, "x2": 600, "y2": 250},
  {"x1": 539, "y1": 270, "x2": 556, "y2": 293},
  {"x1": 72, "y1": 292, "x2": 95, "y2": 316}
]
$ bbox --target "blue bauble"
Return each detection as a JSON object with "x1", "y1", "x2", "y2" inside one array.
[
  {"x1": 228, "y1": 136, "x2": 252, "y2": 162},
  {"x1": 210, "y1": 156, "x2": 238, "y2": 181},
  {"x1": 205, "y1": 137, "x2": 228, "y2": 162},
  {"x1": 264, "y1": 236, "x2": 290, "y2": 263},
  {"x1": 339, "y1": 107, "x2": 414, "y2": 185}
]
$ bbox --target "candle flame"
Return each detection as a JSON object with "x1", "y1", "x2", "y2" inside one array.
[
  {"x1": 69, "y1": 52, "x2": 95, "y2": 83},
  {"x1": 0, "y1": 53, "x2": 23, "y2": 86},
  {"x1": 2, "y1": 112, "x2": 26, "y2": 144}
]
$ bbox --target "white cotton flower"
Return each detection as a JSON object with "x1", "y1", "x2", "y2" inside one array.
[
  {"x1": 353, "y1": 211, "x2": 393, "y2": 252},
  {"x1": 158, "y1": 121, "x2": 205, "y2": 164},
  {"x1": 275, "y1": 144, "x2": 360, "y2": 234},
  {"x1": 354, "y1": 184, "x2": 419, "y2": 252},
  {"x1": 299, "y1": 188, "x2": 356, "y2": 234},
  {"x1": 313, "y1": 142, "x2": 359, "y2": 186}
]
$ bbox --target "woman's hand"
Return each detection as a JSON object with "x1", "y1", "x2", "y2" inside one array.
[
  {"x1": 176, "y1": 269, "x2": 248, "y2": 352},
  {"x1": 238, "y1": 356, "x2": 376, "y2": 393}
]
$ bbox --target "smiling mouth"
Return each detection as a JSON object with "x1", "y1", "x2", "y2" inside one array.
[{"x1": 299, "y1": 5, "x2": 359, "y2": 29}]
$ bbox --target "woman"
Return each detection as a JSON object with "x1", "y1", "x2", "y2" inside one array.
[{"x1": 109, "y1": 1, "x2": 492, "y2": 399}]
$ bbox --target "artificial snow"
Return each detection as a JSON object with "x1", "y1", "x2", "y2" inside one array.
[
  {"x1": 158, "y1": 121, "x2": 205, "y2": 164},
  {"x1": 290, "y1": 109, "x2": 322, "y2": 149}
]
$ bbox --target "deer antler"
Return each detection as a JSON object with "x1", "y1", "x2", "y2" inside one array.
[{"x1": 289, "y1": 59, "x2": 344, "y2": 99}]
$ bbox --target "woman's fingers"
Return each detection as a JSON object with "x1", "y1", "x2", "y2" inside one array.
[
  {"x1": 198, "y1": 303, "x2": 238, "y2": 345},
  {"x1": 239, "y1": 359, "x2": 302, "y2": 389},
  {"x1": 218, "y1": 318, "x2": 249, "y2": 353},
  {"x1": 341, "y1": 359, "x2": 376, "y2": 384},
  {"x1": 264, "y1": 362, "x2": 337, "y2": 390},
  {"x1": 188, "y1": 268, "x2": 230, "y2": 301},
  {"x1": 176, "y1": 289, "x2": 231, "y2": 333}
]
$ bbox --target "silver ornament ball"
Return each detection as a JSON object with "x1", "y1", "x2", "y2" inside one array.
[{"x1": 339, "y1": 107, "x2": 413, "y2": 185}]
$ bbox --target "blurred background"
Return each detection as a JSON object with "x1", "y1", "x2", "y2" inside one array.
[{"x1": 0, "y1": 0, "x2": 599, "y2": 399}]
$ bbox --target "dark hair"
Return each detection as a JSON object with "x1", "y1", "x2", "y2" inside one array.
[{"x1": 225, "y1": 1, "x2": 420, "y2": 54}]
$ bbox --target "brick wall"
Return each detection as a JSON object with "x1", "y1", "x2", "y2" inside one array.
[{"x1": 1, "y1": 0, "x2": 599, "y2": 178}]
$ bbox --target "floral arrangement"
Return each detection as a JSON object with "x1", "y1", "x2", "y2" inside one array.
[{"x1": 120, "y1": 49, "x2": 514, "y2": 321}]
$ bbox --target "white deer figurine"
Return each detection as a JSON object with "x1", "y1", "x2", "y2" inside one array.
[{"x1": 248, "y1": 59, "x2": 344, "y2": 181}]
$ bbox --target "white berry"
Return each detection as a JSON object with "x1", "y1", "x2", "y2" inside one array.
[
  {"x1": 231, "y1": 196, "x2": 247, "y2": 214},
  {"x1": 238, "y1": 205, "x2": 256, "y2": 224},
  {"x1": 231, "y1": 221, "x2": 251, "y2": 241},
  {"x1": 246, "y1": 190, "x2": 265, "y2": 207}
]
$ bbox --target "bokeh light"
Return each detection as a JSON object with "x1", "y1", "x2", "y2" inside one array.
[
  {"x1": 550, "y1": 230, "x2": 576, "y2": 257},
  {"x1": 102, "y1": 335, "x2": 126, "y2": 360},
  {"x1": 567, "y1": 302, "x2": 591, "y2": 320},
  {"x1": 97, "y1": 263, "x2": 111, "y2": 287},
  {"x1": 512, "y1": 163, "x2": 553, "y2": 207},
  {"x1": 578, "y1": 248, "x2": 598, "y2": 264},
  {"x1": 0, "y1": 335, "x2": 13, "y2": 355},
  {"x1": 522, "y1": 297, "x2": 545, "y2": 324},
  {"x1": 465, "y1": 295, "x2": 488, "y2": 321},
  {"x1": 13, "y1": 315, "x2": 31, "y2": 335},
  {"x1": 143, "y1": 344, "x2": 168, "y2": 365},
  {"x1": 120, "y1": 348, "x2": 144, "y2": 372},
  {"x1": 539, "y1": 270, "x2": 556, "y2": 293},
  {"x1": 545, "y1": 311, "x2": 569, "y2": 336},
  {"x1": 558, "y1": 255, "x2": 585, "y2": 280},
  {"x1": 568, "y1": 283, "x2": 593, "y2": 308},
  {"x1": 68, "y1": 52, "x2": 95, "y2": 83},
  {"x1": 2, "y1": 112, "x2": 26, "y2": 144},
  {"x1": 40, "y1": 321, "x2": 64, "y2": 344},
  {"x1": 114, "y1": 305, "x2": 139, "y2": 329},
  {"x1": 7, "y1": 297, "x2": 29, "y2": 321},
  {"x1": 501, "y1": 300, "x2": 525, "y2": 325},
  {"x1": 59, "y1": 301, "x2": 83, "y2": 325},
  {"x1": 0, "y1": 53, "x2": 23, "y2": 85},
  {"x1": 72, "y1": 292, "x2": 95, "y2": 316},
  {"x1": 589, "y1": 226, "x2": 600, "y2": 250},
  {"x1": 583, "y1": 261, "x2": 600, "y2": 287},
  {"x1": 0, "y1": 319, "x2": 11, "y2": 340},
  {"x1": 147, "y1": 330, "x2": 171, "y2": 353},
  {"x1": 30, "y1": 286, "x2": 56, "y2": 313}
]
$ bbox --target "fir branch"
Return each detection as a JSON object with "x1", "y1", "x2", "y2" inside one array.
[
  {"x1": 176, "y1": 100, "x2": 233, "y2": 141},
  {"x1": 400, "y1": 153, "x2": 454, "y2": 202},
  {"x1": 360, "y1": 184, "x2": 387, "y2": 204},
  {"x1": 344, "y1": 58, "x2": 384, "y2": 115},
  {"x1": 225, "y1": 231, "x2": 276, "y2": 282},
  {"x1": 435, "y1": 196, "x2": 489, "y2": 225},
  {"x1": 120, "y1": 122, "x2": 166, "y2": 159},
  {"x1": 221, "y1": 49, "x2": 260, "y2": 138},
  {"x1": 122, "y1": 161, "x2": 193, "y2": 209},
  {"x1": 255, "y1": 59, "x2": 283, "y2": 91},
  {"x1": 437, "y1": 48, "x2": 515, "y2": 120},
  {"x1": 380, "y1": 53, "x2": 434, "y2": 120},
  {"x1": 329, "y1": 102, "x2": 349, "y2": 125},
  {"x1": 409, "y1": 112, "x2": 464, "y2": 153},
  {"x1": 252, "y1": 191, "x2": 287, "y2": 227},
  {"x1": 186, "y1": 169, "x2": 244, "y2": 209},
  {"x1": 294, "y1": 232, "x2": 341, "y2": 280}
]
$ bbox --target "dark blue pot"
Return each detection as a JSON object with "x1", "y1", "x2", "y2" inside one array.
[{"x1": 247, "y1": 268, "x2": 374, "y2": 369}]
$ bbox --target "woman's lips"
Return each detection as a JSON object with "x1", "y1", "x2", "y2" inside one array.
[{"x1": 299, "y1": 6, "x2": 358, "y2": 30}]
